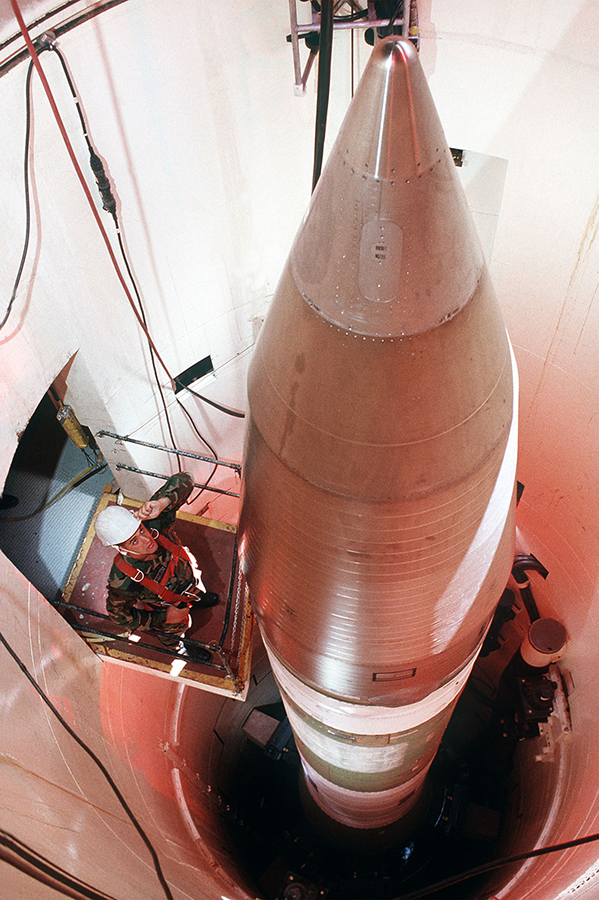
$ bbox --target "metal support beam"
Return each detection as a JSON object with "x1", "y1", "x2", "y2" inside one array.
[{"x1": 288, "y1": 0, "x2": 415, "y2": 94}]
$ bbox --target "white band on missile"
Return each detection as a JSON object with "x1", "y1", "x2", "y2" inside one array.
[
  {"x1": 265, "y1": 639, "x2": 477, "y2": 736},
  {"x1": 287, "y1": 703, "x2": 413, "y2": 774},
  {"x1": 302, "y1": 757, "x2": 428, "y2": 829}
]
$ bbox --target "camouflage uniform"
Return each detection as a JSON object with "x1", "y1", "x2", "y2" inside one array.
[{"x1": 106, "y1": 472, "x2": 205, "y2": 648}]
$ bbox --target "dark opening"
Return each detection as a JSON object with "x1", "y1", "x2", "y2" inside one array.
[{"x1": 174, "y1": 355, "x2": 214, "y2": 393}]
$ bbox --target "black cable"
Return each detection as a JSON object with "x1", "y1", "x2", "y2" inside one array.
[
  {"x1": 387, "y1": 0, "x2": 404, "y2": 33},
  {"x1": 0, "y1": 826, "x2": 121, "y2": 900},
  {"x1": 0, "y1": 460, "x2": 107, "y2": 522},
  {"x1": 176, "y1": 380, "x2": 245, "y2": 419},
  {"x1": 512, "y1": 555, "x2": 547, "y2": 623},
  {"x1": 0, "y1": 629, "x2": 174, "y2": 900},
  {"x1": 395, "y1": 830, "x2": 599, "y2": 899},
  {"x1": 1, "y1": 58, "x2": 34, "y2": 332},
  {"x1": 312, "y1": 0, "x2": 334, "y2": 191},
  {"x1": 52, "y1": 45, "x2": 118, "y2": 222},
  {"x1": 332, "y1": 8, "x2": 368, "y2": 23},
  {"x1": 49, "y1": 43, "x2": 230, "y2": 463}
]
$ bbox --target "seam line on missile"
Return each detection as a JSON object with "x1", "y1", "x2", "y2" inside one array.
[
  {"x1": 397, "y1": 42, "x2": 422, "y2": 176},
  {"x1": 257, "y1": 341, "x2": 510, "y2": 448}
]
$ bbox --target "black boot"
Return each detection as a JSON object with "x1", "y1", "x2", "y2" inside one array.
[
  {"x1": 176, "y1": 639, "x2": 211, "y2": 664},
  {"x1": 197, "y1": 591, "x2": 219, "y2": 608}
]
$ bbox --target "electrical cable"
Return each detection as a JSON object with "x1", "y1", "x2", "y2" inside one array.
[
  {"x1": 176, "y1": 380, "x2": 245, "y2": 419},
  {"x1": 332, "y1": 8, "x2": 369, "y2": 23},
  {"x1": 0, "y1": 460, "x2": 107, "y2": 523},
  {"x1": 512, "y1": 555, "x2": 546, "y2": 623},
  {"x1": 0, "y1": 57, "x2": 33, "y2": 332},
  {"x1": 10, "y1": 0, "x2": 175, "y2": 385},
  {"x1": 49, "y1": 41, "x2": 244, "y2": 454},
  {"x1": 113, "y1": 225, "x2": 184, "y2": 468},
  {"x1": 312, "y1": 0, "x2": 334, "y2": 191},
  {"x1": 45, "y1": 40, "x2": 223, "y2": 494},
  {"x1": 0, "y1": 826, "x2": 121, "y2": 900},
  {"x1": 48, "y1": 42, "x2": 185, "y2": 468},
  {"x1": 0, "y1": 629, "x2": 174, "y2": 900},
  {"x1": 387, "y1": 0, "x2": 404, "y2": 34},
  {"x1": 395, "y1": 830, "x2": 599, "y2": 899}
]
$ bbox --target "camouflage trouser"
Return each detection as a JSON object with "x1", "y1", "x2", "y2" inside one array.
[
  {"x1": 155, "y1": 619, "x2": 189, "y2": 649},
  {"x1": 146, "y1": 605, "x2": 191, "y2": 650}
]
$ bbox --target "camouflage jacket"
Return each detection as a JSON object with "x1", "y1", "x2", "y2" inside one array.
[{"x1": 106, "y1": 472, "x2": 196, "y2": 632}]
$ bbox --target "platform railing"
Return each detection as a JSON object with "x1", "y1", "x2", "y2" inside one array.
[
  {"x1": 70, "y1": 432, "x2": 246, "y2": 692},
  {"x1": 53, "y1": 589, "x2": 243, "y2": 693}
]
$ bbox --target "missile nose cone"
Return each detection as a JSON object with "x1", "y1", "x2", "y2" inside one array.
[
  {"x1": 345, "y1": 36, "x2": 437, "y2": 180},
  {"x1": 291, "y1": 36, "x2": 483, "y2": 337}
]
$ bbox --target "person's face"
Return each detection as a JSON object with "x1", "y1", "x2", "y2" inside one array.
[{"x1": 119, "y1": 523, "x2": 158, "y2": 559}]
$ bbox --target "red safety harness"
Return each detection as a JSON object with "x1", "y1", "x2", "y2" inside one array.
[{"x1": 113, "y1": 531, "x2": 195, "y2": 607}]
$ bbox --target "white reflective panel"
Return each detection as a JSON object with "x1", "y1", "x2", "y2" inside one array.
[{"x1": 359, "y1": 219, "x2": 404, "y2": 302}]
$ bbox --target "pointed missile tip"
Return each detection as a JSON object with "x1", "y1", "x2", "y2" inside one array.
[{"x1": 375, "y1": 34, "x2": 419, "y2": 69}]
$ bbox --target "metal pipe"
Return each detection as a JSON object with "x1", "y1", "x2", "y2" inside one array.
[
  {"x1": 97, "y1": 431, "x2": 241, "y2": 472},
  {"x1": 115, "y1": 465, "x2": 240, "y2": 498},
  {"x1": 69, "y1": 623, "x2": 221, "y2": 665},
  {"x1": 293, "y1": 16, "x2": 408, "y2": 33},
  {"x1": 53, "y1": 598, "x2": 235, "y2": 658}
]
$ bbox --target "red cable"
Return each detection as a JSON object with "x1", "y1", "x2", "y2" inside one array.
[{"x1": 10, "y1": 0, "x2": 177, "y2": 392}]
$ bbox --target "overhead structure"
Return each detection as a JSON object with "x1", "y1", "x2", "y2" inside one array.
[
  {"x1": 288, "y1": 0, "x2": 420, "y2": 95},
  {"x1": 240, "y1": 35, "x2": 518, "y2": 836}
]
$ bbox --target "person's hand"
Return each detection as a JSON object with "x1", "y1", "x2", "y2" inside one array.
[
  {"x1": 136, "y1": 496, "x2": 171, "y2": 521},
  {"x1": 165, "y1": 606, "x2": 191, "y2": 627}
]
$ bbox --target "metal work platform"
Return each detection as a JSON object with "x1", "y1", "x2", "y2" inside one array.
[{"x1": 61, "y1": 487, "x2": 253, "y2": 700}]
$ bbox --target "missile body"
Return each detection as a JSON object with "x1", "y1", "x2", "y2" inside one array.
[{"x1": 240, "y1": 37, "x2": 517, "y2": 832}]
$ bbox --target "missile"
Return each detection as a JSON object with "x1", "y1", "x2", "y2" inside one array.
[{"x1": 239, "y1": 36, "x2": 517, "y2": 837}]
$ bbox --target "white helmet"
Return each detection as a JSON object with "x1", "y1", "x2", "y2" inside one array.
[{"x1": 95, "y1": 505, "x2": 140, "y2": 547}]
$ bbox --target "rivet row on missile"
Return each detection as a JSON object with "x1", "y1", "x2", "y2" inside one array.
[{"x1": 240, "y1": 36, "x2": 517, "y2": 838}]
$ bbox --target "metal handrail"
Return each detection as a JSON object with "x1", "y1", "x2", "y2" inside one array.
[
  {"x1": 115, "y1": 464, "x2": 240, "y2": 498},
  {"x1": 54, "y1": 598, "x2": 244, "y2": 688},
  {"x1": 96, "y1": 431, "x2": 241, "y2": 472}
]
